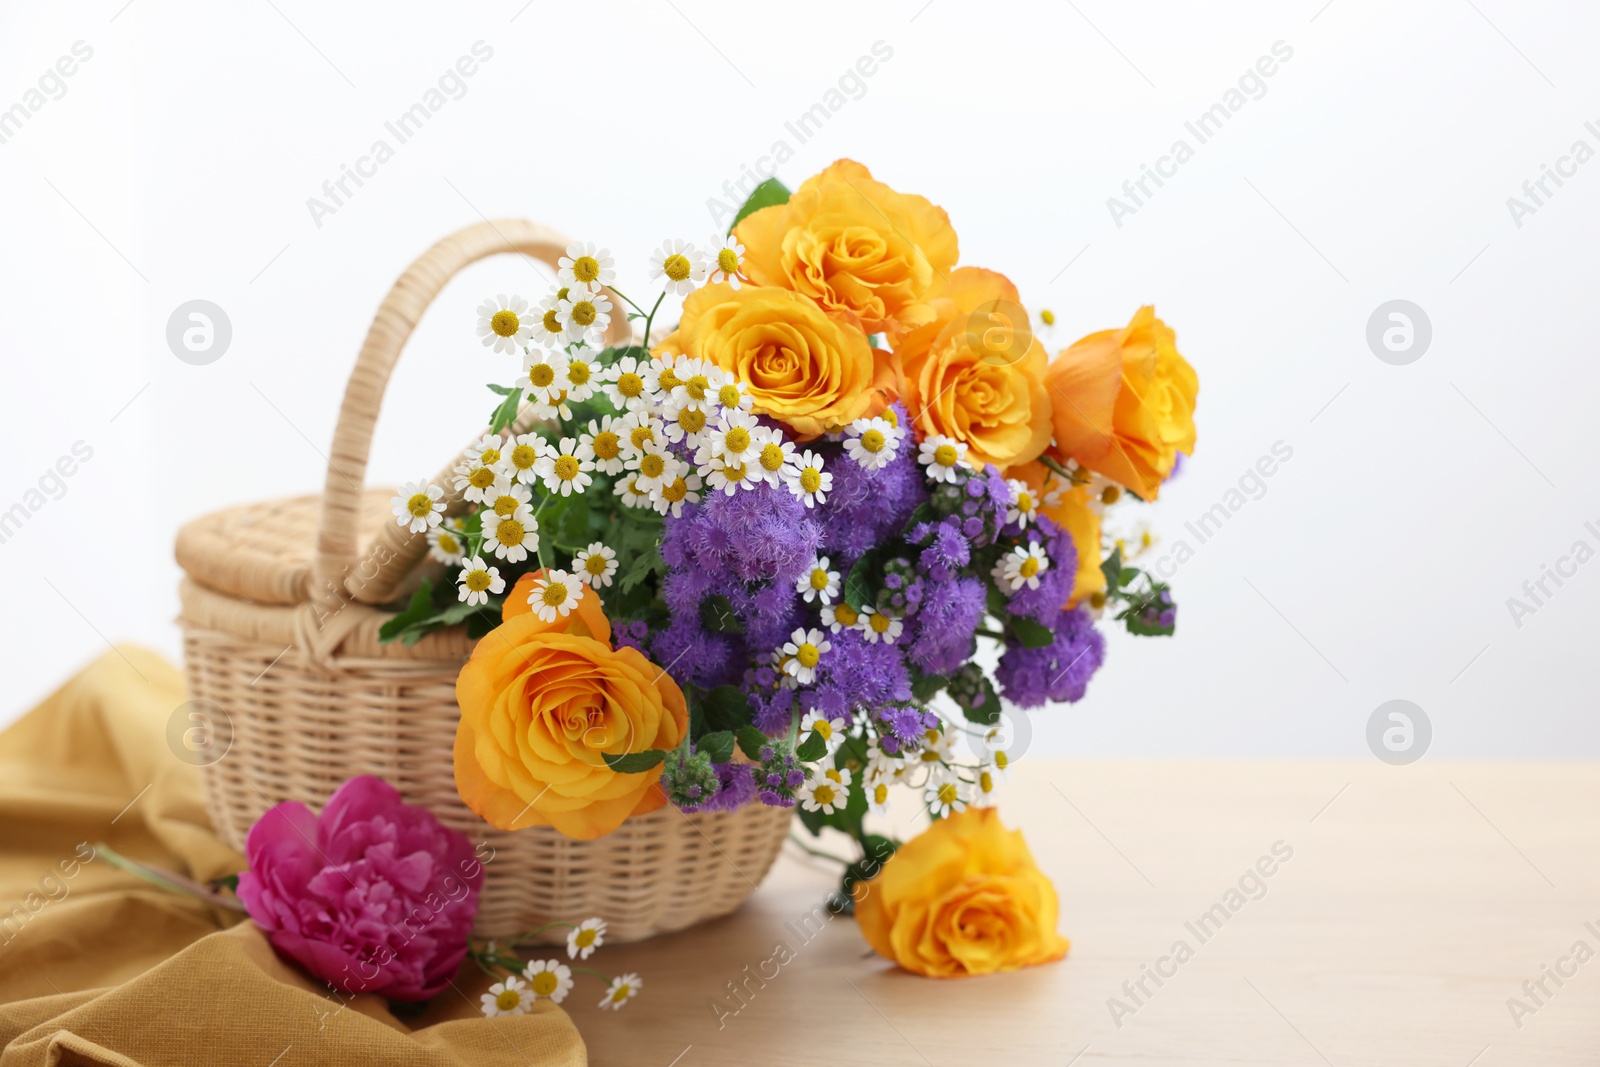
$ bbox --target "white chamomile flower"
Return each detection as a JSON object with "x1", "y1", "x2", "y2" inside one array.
[
  {"x1": 699, "y1": 409, "x2": 761, "y2": 465},
  {"x1": 614, "y1": 473, "x2": 653, "y2": 509},
  {"x1": 796, "y1": 557, "x2": 840, "y2": 605},
  {"x1": 784, "y1": 450, "x2": 831, "y2": 508},
  {"x1": 527, "y1": 569, "x2": 584, "y2": 622},
  {"x1": 653, "y1": 470, "x2": 702, "y2": 517},
  {"x1": 559, "y1": 350, "x2": 601, "y2": 403},
  {"x1": 799, "y1": 710, "x2": 847, "y2": 755},
  {"x1": 915, "y1": 726, "x2": 955, "y2": 771},
  {"x1": 476, "y1": 294, "x2": 532, "y2": 355},
  {"x1": 483, "y1": 511, "x2": 538, "y2": 563},
  {"x1": 985, "y1": 739, "x2": 1013, "y2": 781},
  {"x1": 1006, "y1": 478, "x2": 1041, "y2": 528},
  {"x1": 452, "y1": 435, "x2": 506, "y2": 503},
  {"x1": 484, "y1": 477, "x2": 533, "y2": 521},
  {"x1": 573, "y1": 541, "x2": 618, "y2": 588},
  {"x1": 649, "y1": 238, "x2": 705, "y2": 296},
  {"x1": 498, "y1": 433, "x2": 541, "y2": 485},
  {"x1": 844, "y1": 416, "x2": 902, "y2": 470},
  {"x1": 925, "y1": 777, "x2": 970, "y2": 818},
  {"x1": 705, "y1": 366, "x2": 753, "y2": 421},
  {"x1": 522, "y1": 959, "x2": 575, "y2": 1004},
  {"x1": 918, "y1": 434, "x2": 969, "y2": 483},
  {"x1": 799, "y1": 765, "x2": 852, "y2": 815},
  {"x1": 1041, "y1": 473, "x2": 1069, "y2": 511},
  {"x1": 867, "y1": 776, "x2": 893, "y2": 817},
  {"x1": 781, "y1": 627, "x2": 830, "y2": 686},
  {"x1": 600, "y1": 355, "x2": 654, "y2": 413},
  {"x1": 704, "y1": 455, "x2": 758, "y2": 496},
  {"x1": 557, "y1": 285, "x2": 613, "y2": 347},
  {"x1": 973, "y1": 765, "x2": 1001, "y2": 807},
  {"x1": 535, "y1": 437, "x2": 595, "y2": 497},
  {"x1": 770, "y1": 648, "x2": 799, "y2": 690},
  {"x1": 643, "y1": 353, "x2": 692, "y2": 401},
  {"x1": 867, "y1": 744, "x2": 908, "y2": 786},
  {"x1": 427, "y1": 524, "x2": 466, "y2": 566},
  {"x1": 519, "y1": 349, "x2": 566, "y2": 406},
  {"x1": 616, "y1": 411, "x2": 666, "y2": 459},
  {"x1": 391, "y1": 481, "x2": 444, "y2": 533},
  {"x1": 821, "y1": 601, "x2": 861, "y2": 634},
  {"x1": 997, "y1": 542, "x2": 1051, "y2": 592},
  {"x1": 629, "y1": 440, "x2": 679, "y2": 492},
  {"x1": 559, "y1": 242, "x2": 616, "y2": 288},
  {"x1": 857, "y1": 603, "x2": 903, "y2": 645},
  {"x1": 481, "y1": 976, "x2": 531, "y2": 1017},
  {"x1": 532, "y1": 290, "x2": 570, "y2": 349},
  {"x1": 577, "y1": 416, "x2": 627, "y2": 475},
  {"x1": 703, "y1": 235, "x2": 746, "y2": 289},
  {"x1": 568, "y1": 918, "x2": 607, "y2": 960},
  {"x1": 599, "y1": 972, "x2": 641, "y2": 1011},
  {"x1": 662, "y1": 401, "x2": 711, "y2": 450},
  {"x1": 752, "y1": 431, "x2": 795, "y2": 487},
  {"x1": 666, "y1": 358, "x2": 722, "y2": 416},
  {"x1": 456, "y1": 557, "x2": 504, "y2": 606}
]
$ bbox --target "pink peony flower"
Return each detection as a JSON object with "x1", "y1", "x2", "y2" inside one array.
[{"x1": 236, "y1": 775, "x2": 484, "y2": 1001}]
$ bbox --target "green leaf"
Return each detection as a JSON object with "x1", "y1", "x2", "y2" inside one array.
[
  {"x1": 1007, "y1": 615, "x2": 1056, "y2": 649},
  {"x1": 736, "y1": 725, "x2": 769, "y2": 760},
  {"x1": 1100, "y1": 545, "x2": 1124, "y2": 598},
  {"x1": 794, "y1": 729, "x2": 827, "y2": 762},
  {"x1": 377, "y1": 580, "x2": 437, "y2": 643},
  {"x1": 961, "y1": 673, "x2": 1002, "y2": 726},
  {"x1": 555, "y1": 494, "x2": 591, "y2": 550},
  {"x1": 729, "y1": 177, "x2": 790, "y2": 232},
  {"x1": 984, "y1": 582, "x2": 1009, "y2": 620},
  {"x1": 699, "y1": 594, "x2": 744, "y2": 634},
  {"x1": 842, "y1": 549, "x2": 882, "y2": 612},
  {"x1": 602, "y1": 749, "x2": 666, "y2": 773},
  {"x1": 699, "y1": 730, "x2": 736, "y2": 764},
  {"x1": 489, "y1": 387, "x2": 523, "y2": 434},
  {"x1": 700, "y1": 686, "x2": 756, "y2": 734},
  {"x1": 486, "y1": 382, "x2": 517, "y2": 396},
  {"x1": 910, "y1": 669, "x2": 948, "y2": 703}
]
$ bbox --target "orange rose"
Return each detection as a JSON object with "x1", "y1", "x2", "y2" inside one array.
[
  {"x1": 896, "y1": 267, "x2": 1052, "y2": 471},
  {"x1": 1013, "y1": 461, "x2": 1105, "y2": 608},
  {"x1": 734, "y1": 159, "x2": 959, "y2": 342},
  {"x1": 1045, "y1": 305, "x2": 1197, "y2": 500},
  {"x1": 653, "y1": 282, "x2": 890, "y2": 439},
  {"x1": 453, "y1": 572, "x2": 688, "y2": 840},
  {"x1": 854, "y1": 808, "x2": 1068, "y2": 978}
]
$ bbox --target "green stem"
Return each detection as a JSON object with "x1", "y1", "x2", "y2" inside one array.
[
  {"x1": 640, "y1": 292, "x2": 666, "y2": 350},
  {"x1": 571, "y1": 966, "x2": 612, "y2": 982},
  {"x1": 788, "y1": 833, "x2": 850, "y2": 865},
  {"x1": 1038, "y1": 454, "x2": 1080, "y2": 484},
  {"x1": 605, "y1": 285, "x2": 652, "y2": 320},
  {"x1": 94, "y1": 842, "x2": 248, "y2": 913}
]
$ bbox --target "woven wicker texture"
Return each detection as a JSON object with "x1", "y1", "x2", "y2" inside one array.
[{"x1": 177, "y1": 220, "x2": 791, "y2": 942}]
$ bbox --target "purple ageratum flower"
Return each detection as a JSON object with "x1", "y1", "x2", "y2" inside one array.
[
  {"x1": 805, "y1": 628, "x2": 912, "y2": 721},
  {"x1": 652, "y1": 618, "x2": 741, "y2": 689},
  {"x1": 907, "y1": 574, "x2": 986, "y2": 676},
  {"x1": 994, "y1": 605, "x2": 1107, "y2": 708},
  {"x1": 751, "y1": 685, "x2": 798, "y2": 735},
  {"x1": 819, "y1": 412, "x2": 928, "y2": 566},
  {"x1": 919, "y1": 520, "x2": 971, "y2": 581},
  {"x1": 1004, "y1": 516, "x2": 1079, "y2": 626},
  {"x1": 612, "y1": 619, "x2": 650, "y2": 655},
  {"x1": 236, "y1": 776, "x2": 483, "y2": 1001},
  {"x1": 690, "y1": 761, "x2": 758, "y2": 813}
]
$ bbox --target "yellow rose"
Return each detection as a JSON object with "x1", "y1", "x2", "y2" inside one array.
[
  {"x1": 854, "y1": 808, "x2": 1069, "y2": 977},
  {"x1": 1045, "y1": 305, "x2": 1197, "y2": 500},
  {"x1": 654, "y1": 282, "x2": 890, "y2": 439},
  {"x1": 453, "y1": 572, "x2": 688, "y2": 840},
  {"x1": 734, "y1": 158, "x2": 959, "y2": 342},
  {"x1": 897, "y1": 267, "x2": 1052, "y2": 471},
  {"x1": 1013, "y1": 460, "x2": 1105, "y2": 608}
]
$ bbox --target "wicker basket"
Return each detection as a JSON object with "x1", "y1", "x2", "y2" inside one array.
[{"x1": 176, "y1": 219, "x2": 791, "y2": 942}]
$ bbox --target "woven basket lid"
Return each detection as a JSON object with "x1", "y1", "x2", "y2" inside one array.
[{"x1": 175, "y1": 489, "x2": 396, "y2": 606}]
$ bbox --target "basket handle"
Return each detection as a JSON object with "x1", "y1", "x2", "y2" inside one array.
[{"x1": 310, "y1": 219, "x2": 630, "y2": 614}]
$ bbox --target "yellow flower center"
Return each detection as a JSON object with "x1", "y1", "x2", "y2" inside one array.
[
  {"x1": 934, "y1": 444, "x2": 959, "y2": 468},
  {"x1": 796, "y1": 642, "x2": 820, "y2": 668},
  {"x1": 608, "y1": 983, "x2": 631, "y2": 1004},
  {"x1": 529, "y1": 364, "x2": 556, "y2": 388},
  {"x1": 437, "y1": 532, "x2": 460, "y2": 554},
  {"x1": 406, "y1": 493, "x2": 433, "y2": 518},
  {"x1": 882, "y1": 407, "x2": 898, "y2": 428},
  {"x1": 511, "y1": 444, "x2": 537, "y2": 470},
  {"x1": 980, "y1": 770, "x2": 995, "y2": 793},
  {"x1": 593, "y1": 431, "x2": 620, "y2": 459},
  {"x1": 924, "y1": 728, "x2": 941, "y2": 745},
  {"x1": 869, "y1": 612, "x2": 891, "y2": 633},
  {"x1": 799, "y1": 468, "x2": 821, "y2": 493},
  {"x1": 994, "y1": 750, "x2": 1009, "y2": 770},
  {"x1": 662, "y1": 478, "x2": 688, "y2": 503},
  {"x1": 1089, "y1": 590, "x2": 1107, "y2": 610},
  {"x1": 468, "y1": 467, "x2": 496, "y2": 490},
  {"x1": 572, "y1": 256, "x2": 600, "y2": 283},
  {"x1": 684, "y1": 375, "x2": 709, "y2": 400},
  {"x1": 491, "y1": 310, "x2": 520, "y2": 337},
  {"x1": 531, "y1": 972, "x2": 559, "y2": 996},
  {"x1": 1017, "y1": 492, "x2": 1034, "y2": 512},
  {"x1": 861, "y1": 429, "x2": 885, "y2": 453},
  {"x1": 465, "y1": 569, "x2": 492, "y2": 592},
  {"x1": 873, "y1": 783, "x2": 888, "y2": 804},
  {"x1": 571, "y1": 301, "x2": 596, "y2": 327},
  {"x1": 663, "y1": 253, "x2": 692, "y2": 281},
  {"x1": 832, "y1": 604, "x2": 858, "y2": 627},
  {"x1": 554, "y1": 455, "x2": 580, "y2": 480},
  {"x1": 1101, "y1": 485, "x2": 1122, "y2": 505},
  {"x1": 585, "y1": 554, "x2": 609, "y2": 576},
  {"x1": 1019, "y1": 557, "x2": 1040, "y2": 578},
  {"x1": 575, "y1": 929, "x2": 597, "y2": 949},
  {"x1": 542, "y1": 309, "x2": 561, "y2": 334},
  {"x1": 617, "y1": 372, "x2": 644, "y2": 397},
  {"x1": 718, "y1": 384, "x2": 742, "y2": 408},
  {"x1": 495, "y1": 989, "x2": 521, "y2": 1011},
  {"x1": 937, "y1": 783, "x2": 958, "y2": 805},
  {"x1": 920, "y1": 748, "x2": 942, "y2": 763},
  {"x1": 723, "y1": 462, "x2": 749, "y2": 483},
  {"x1": 657, "y1": 368, "x2": 682, "y2": 391},
  {"x1": 630, "y1": 425, "x2": 656, "y2": 449},
  {"x1": 812, "y1": 783, "x2": 837, "y2": 806},
  {"x1": 825, "y1": 767, "x2": 843, "y2": 784},
  {"x1": 493, "y1": 495, "x2": 520, "y2": 517},
  {"x1": 809, "y1": 569, "x2": 830, "y2": 591},
  {"x1": 723, "y1": 427, "x2": 750, "y2": 454},
  {"x1": 495, "y1": 519, "x2": 525, "y2": 546},
  {"x1": 541, "y1": 582, "x2": 570, "y2": 607},
  {"x1": 567, "y1": 360, "x2": 591, "y2": 385},
  {"x1": 716, "y1": 247, "x2": 740, "y2": 274},
  {"x1": 1040, "y1": 308, "x2": 1056, "y2": 325},
  {"x1": 813, "y1": 719, "x2": 834, "y2": 740},
  {"x1": 677, "y1": 407, "x2": 706, "y2": 434},
  {"x1": 639, "y1": 453, "x2": 666, "y2": 479}
]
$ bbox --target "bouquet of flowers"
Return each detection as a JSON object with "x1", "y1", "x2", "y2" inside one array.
[{"x1": 379, "y1": 159, "x2": 1199, "y2": 975}]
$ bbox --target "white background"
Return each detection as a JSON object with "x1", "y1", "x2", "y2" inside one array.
[{"x1": 2, "y1": 0, "x2": 1596, "y2": 759}]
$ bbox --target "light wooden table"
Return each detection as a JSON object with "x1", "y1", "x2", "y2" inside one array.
[{"x1": 536, "y1": 760, "x2": 1600, "y2": 1066}]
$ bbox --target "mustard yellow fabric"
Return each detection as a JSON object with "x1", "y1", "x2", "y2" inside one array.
[{"x1": 0, "y1": 648, "x2": 585, "y2": 1067}]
